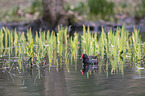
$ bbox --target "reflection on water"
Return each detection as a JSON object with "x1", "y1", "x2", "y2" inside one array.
[{"x1": 1, "y1": 56, "x2": 145, "y2": 96}]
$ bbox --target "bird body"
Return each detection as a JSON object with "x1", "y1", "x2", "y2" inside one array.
[{"x1": 80, "y1": 54, "x2": 98, "y2": 66}]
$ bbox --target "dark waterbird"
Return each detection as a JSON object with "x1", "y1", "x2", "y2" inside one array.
[
  {"x1": 80, "y1": 54, "x2": 98, "y2": 67},
  {"x1": 80, "y1": 54, "x2": 98, "y2": 75}
]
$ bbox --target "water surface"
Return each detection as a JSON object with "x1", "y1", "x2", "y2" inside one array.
[{"x1": 0, "y1": 56, "x2": 145, "y2": 96}]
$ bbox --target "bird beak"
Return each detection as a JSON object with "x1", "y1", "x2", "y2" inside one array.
[{"x1": 80, "y1": 54, "x2": 83, "y2": 59}]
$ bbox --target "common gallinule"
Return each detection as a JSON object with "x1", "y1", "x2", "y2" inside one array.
[
  {"x1": 80, "y1": 54, "x2": 98, "y2": 67},
  {"x1": 80, "y1": 54, "x2": 98, "y2": 75}
]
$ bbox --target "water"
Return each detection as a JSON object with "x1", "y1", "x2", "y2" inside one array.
[{"x1": 0, "y1": 56, "x2": 145, "y2": 96}]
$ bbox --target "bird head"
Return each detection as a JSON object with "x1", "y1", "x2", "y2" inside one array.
[{"x1": 80, "y1": 54, "x2": 89, "y2": 59}]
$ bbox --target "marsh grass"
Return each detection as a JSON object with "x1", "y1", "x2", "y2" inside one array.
[
  {"x1": 81, "y1": 25, "x2": 144, "y2": 74},
  {"x1": 0, "y1": 29, "x2": 4, "y2": 53},
  {"x1": 0, "y1": 26, "x2": 144, "y2": 73},
  {"x1": 81, "y1": 25, "x2": 143, "y2": 60}
]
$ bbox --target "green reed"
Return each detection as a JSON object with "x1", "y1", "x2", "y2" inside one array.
[
  {"x1": 70, "y1": 33, "x2": 79, "y2": 60},
  {"x1": 99, "y1": 28, "x2": 106, "y2": 58},
  {"x1": 4, "y1": 28, "x2": 8, "y2": 48},
  {"x1": 81, "y1": 25, "x2": 99, "y2": 56},
  {"x1": 14, "y1": 29, "x2": 18, "y2": 56},
  {"x1": 132, "y1": 29, "x2": 142, "y2": 60},
  {"x1": 0, "y1": 29, "x2": 4, "y2": 54},
  {"x1": 81, "y1": 25, "x2": 143, "y2": 61},
  {"x1": 0, "y1": 25, "x2": 144, "y2": 71},
  {"x1": 20, "y1": 32, "x2": 26, "y2": 57},
  {"x1": 143, "y1": 42, "x2": 145, "y2": 58}
]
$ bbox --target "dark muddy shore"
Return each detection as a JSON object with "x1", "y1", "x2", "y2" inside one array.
[{"x1": 0, "y1": 16, "x2": 145, "y2": 34}]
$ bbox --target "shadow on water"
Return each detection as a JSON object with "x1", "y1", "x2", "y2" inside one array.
[{"x1": 1, "y1": 54, "x2": 145, "y2": 96}]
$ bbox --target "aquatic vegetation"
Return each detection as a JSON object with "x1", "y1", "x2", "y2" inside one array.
[
  {"x1": 0, "y1": 25, "x2": 144, "y2": 73},
  {"x1": 0, "y1": 29, "x2": 4, "y2": 53},
  {"x1": 81, "y1": 25, "x2": 144, "y2": 60},
  {"x1": 81, "y1": 26, "x2": 99, "y2": 56},
  {"x1": 132, "y1": 29, "x2": 142, "y2": 60}
]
